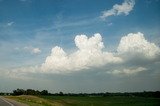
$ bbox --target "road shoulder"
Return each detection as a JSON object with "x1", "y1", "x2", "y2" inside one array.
[{"x1": 3, "y1": 97, "x2": 28, "y2": 106}]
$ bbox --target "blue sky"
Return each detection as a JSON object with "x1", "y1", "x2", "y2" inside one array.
[{"x1": 0, "y1": 0, "x2": 160, "y2": 93}]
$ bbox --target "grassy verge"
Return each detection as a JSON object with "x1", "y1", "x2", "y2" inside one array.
[
  {"x1": 5, "y1": 95, "x2": 64, "y2": 106},
  {"x1": 5, "y1": 95, "x2": 160, "y2": 106}
]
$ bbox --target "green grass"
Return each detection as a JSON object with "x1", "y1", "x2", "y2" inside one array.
[
  {"x1": 5, "y1": 95, "x2": 160, "y2": 106},
  {"x1": 40, "y1": 96, "x2": 160, "y2": 106}
]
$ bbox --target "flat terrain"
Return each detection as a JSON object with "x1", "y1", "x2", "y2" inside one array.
[{"x1": 5, "y1": 95, "x2": 160, "y2": 106}]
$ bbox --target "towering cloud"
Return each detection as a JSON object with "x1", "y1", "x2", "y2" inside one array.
[
  {"x1": 41, "y1": 33, "x2": 122, "y2": 73},
  {"x1": 117, "y1": 32, "x2": 160, "y2": 58},
  {"x1": 41, "y1": 32, "x2": 160, "y2": 75},
  {"x1": 8, "y1": 32, "x2": 159, "y2": 76},
  {"x1": 106, "y1": 32, "x2": 160, "y2": 75},
  {"x1": 100, "y1": 0, "x2": 135, "y2": 19}
]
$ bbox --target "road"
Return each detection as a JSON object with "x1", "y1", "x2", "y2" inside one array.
[
  {"x1": 0, "y1": 96, "x2": 28, "y2": 106},
  {"x1": 0, "y1": 96, "x2": 13, "y2": 106}
]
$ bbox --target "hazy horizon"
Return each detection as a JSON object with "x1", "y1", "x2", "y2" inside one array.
[{"x1": 0, "y1": 0, "x2": 160, "y2": 93}]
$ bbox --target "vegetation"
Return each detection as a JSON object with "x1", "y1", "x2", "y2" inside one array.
[
  {"x1": 6, "y1": 95, "x2": 160, "y2": 106},
  {"x1": 2, "y1": 88, "x2": 159, "y2": 98},
  {"x1": 2, "y1": 89, "x2": 160, "y2": 106},
  {"x1": 6, "y1": 95, "x2": 63, "y2": 106},
  {"x1": 12, "y1": 89, "x2": 49, "y2": 96}
]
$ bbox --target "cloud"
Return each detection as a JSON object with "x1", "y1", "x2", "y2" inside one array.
[
  {"x1": 107, "y1": 32, "x2": 160, "y2": 75},
  {"x1": 0, "y1": 66, "x2": 39, "y2": 80},
  {"x1": 41, "y1": 33, "x2": 122, "y2": 73},
  {"x1": 107, "y1": 67, "x2": 147, "y2": 75},
  {"x1": 24, "y1": 46, "x2": 41, "y2": 54},
  {"x1": 32, "y1": 48, "x2": 41, "y2": 54},
  {"x1": 0, "y1": 22, "x2": 14, "y2": 27},
  {"x1": 41, "y1": 32, "x2": 160, "y2": 74},
  {"x1": 117, "y1": 32, "x2": 160, "y2": 58},
  {"x1": 107, "y1": 22, "x2": 113, "y2": 26},
  {"x1": 7, "y1": 22, "x2": 14, "y2": 26},
  {"x1": 6, "y1": 32, "x2": 159, "y2": 76},
  {"x1": 100, "y1": 0, "x2": 135, "y2": 19}
]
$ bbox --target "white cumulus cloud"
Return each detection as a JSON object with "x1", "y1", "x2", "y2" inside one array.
[
  {"x1": 8, "y1": 32, "x2": 159, "y2": 76},
  {"x1": 117, "y1": 32, "x2": 160, "y2": 58},
  {"x1": 41, "y1": 33, "x2": 122, "y2": 73},
  {"x1": 100, "y1": 0, "x2": 135, "y2": 19}
]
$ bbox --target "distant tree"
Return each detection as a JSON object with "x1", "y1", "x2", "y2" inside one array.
[
  {"x1": 59, "y1": 91, "x2": 63, "y2": 96},
  {"x1": 41, "y1": 90, "x2": 48, "y2": 95},
  {"x1": 0, "y1": 92, "x2": 5, "y2": 95},
  {"x1": 25, "y1": 89, "x2": 36, "y2": 95},
  {"x1": 13, "y1": 88, "x2": 25, "y2": 95},
  {"x1": 35, "y1": 90, "x2": 41, "y2": 95}
]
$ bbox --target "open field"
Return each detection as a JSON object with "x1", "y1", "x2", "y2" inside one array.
[{"x1": 5, "y1": 95, "x2": 160, "y2": 106}]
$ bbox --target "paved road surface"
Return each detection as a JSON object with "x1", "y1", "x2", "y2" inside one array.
[
  {"x1": 0, "y1": 96, "x2": 28, "y2": 106},
  {"x1": 0, "y1": 96, "x2": 13, "y2": 106}
]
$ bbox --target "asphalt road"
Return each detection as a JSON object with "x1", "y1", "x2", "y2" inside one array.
[
  {"x1": 0, "y1": 96, "x2": 14, "y2": 106},
  {"x1": 0, "y1": 96, "x2": 28, "y2": 106}
]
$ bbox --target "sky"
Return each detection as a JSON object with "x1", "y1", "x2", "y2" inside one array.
[{"x1": 0, "y1": 0, "x2": 160, "y2": 93}]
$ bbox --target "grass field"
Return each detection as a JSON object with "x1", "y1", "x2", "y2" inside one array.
[{"x1": 6, "y1": 95, "x2": 160, "y2": 106}]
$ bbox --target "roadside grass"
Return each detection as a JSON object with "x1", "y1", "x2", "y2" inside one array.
[
  {"x1": 5, "y1": 95, "x2": 160, "y2": 106},
  {"x1": 5, "y1": 95, "x2": 63, "y2": 106}
]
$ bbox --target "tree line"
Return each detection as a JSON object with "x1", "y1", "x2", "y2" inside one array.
[
  {"x1": 12, "y1": 89, "x2": 49, "y2": 96},
  {"x1": 0, "y1": 89, "x2": 160, "y2": 98}
]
